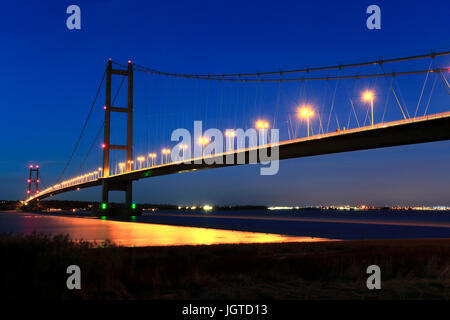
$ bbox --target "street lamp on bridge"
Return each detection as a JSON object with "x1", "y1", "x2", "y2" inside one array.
[
  {"x1": 127, "y1": 160, "x2": 134, "y2": 171},
  {"x1": 198, "y1": 137, "x2": 209, "y2": 156},
  {"x1": 179, "y1": 144, "x2": 188, "y2": 160},
  {"x1": 255, "y1": 120, "x2": 270, "y2": 144},
  {"x1": 148, "y1": 153, "x2": 157, "y2": 167},
  {"x1": 161, "y1": 148, "x2": 171, "y2": 164},
  {"x1": 298, "y1": 106, "x2": 314, "y2": 138},
  {"x1": 255, "y1": 120, "x2": 269, "y2": 130},
  {"x1": 363, "y1": 90, "x2": 375, "y2": 127},
  {"x1": 137, "y1": 156, "x2": 145, "y2": 169},
  {"x1": 225, "y1": 130, "x2": 236, "y2": 151}
]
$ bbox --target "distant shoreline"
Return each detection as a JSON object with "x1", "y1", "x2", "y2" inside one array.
[{"x1": 3, "y1": 199, "x2": 450, "y2": 214}]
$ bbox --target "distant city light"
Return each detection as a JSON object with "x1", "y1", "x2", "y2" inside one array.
[{"x1": 203, "y1": 205, "x2": 213, "y2": 211}]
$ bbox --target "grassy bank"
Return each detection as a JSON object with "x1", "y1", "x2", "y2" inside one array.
[{"x1": 0, "y1": 233, "x2": 449, "y2": 299}]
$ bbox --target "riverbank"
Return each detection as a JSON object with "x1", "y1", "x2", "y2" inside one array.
[{"x1": 0, "y1": 233, "x2": 448, "y2": 299}]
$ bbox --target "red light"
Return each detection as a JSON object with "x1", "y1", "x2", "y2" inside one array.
[
  {"x1": 29, "y1": 165, "x2": 33, "y2": 168},
  {"x1": 27, "y1": 190, "x2": 30, "y2": 194},
  {"x1": 101, "y1": 143, "x2": 106, "y2": 148},
  {"x1": 36, "y1": 190, "x2": 39, "y2": 193},
  {"x1": 27, "y1": 179, "x2": 31, "y2": 183},
  {"x1": 36, "y1": 165, "x2": 39, "y2": 168},
  {"x1": 128, "y1": 60, "x2": 132, "y2": 64},
  {"x1": 37, "y1": 180, "x2": 40, "y2": 183},
  {"x1": 103, "y1": 106, "x2": 107, "y2": 110}
]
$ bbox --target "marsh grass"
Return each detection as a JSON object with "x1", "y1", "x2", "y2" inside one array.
[{"x1": 0, "y1": 232, "x2": 448, "y2": 299}]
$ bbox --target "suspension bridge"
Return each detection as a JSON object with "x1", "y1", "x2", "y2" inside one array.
[{"x1": 25, "y1": 51, "x2": 450, "y2": 215}]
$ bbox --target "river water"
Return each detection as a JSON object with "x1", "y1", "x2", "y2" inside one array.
[
  {"x1": 0, "y1": 211, "x2": 330, "y2": 246},
  {"x1": 137, "y1": 209, "x2": 450, "y2": 240},
  {"x1": 1, "y1": 209, "x2": 449, "y2": 246}
]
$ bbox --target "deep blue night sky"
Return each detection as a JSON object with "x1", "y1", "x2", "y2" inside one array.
[{"x1": 1, "y1": 0, "x2": 449, "y2": 206}]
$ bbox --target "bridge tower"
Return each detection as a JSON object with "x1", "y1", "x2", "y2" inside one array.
[
  {"x1": 101, "y1": 60, "x2": 134, "y2": 212},
  {"x1": 27, "y1": 164, "x2": 39, "y2": 199}
]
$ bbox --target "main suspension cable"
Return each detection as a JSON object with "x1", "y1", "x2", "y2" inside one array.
[
  {"x1": 56, "y1": 70, "x2": 106, "y2": 183},
  {"x1": 133, "y1": 66, "x2": 448, "y2": 82},
  {"x1": 74, "y1": 77, "x2": 126, "y2": 177},
  {"x1": 123, "y1": 51, "x2": 450, "y2": 79}
]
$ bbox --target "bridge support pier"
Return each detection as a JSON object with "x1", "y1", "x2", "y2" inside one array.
[
  {"x1": 99, "y1": 59, "x2": 136, "y2": 216},
  {"x1": 100, "y1": 180, "x2": 136, "y2": 216},
  {"x1": 101, "y1": 181, "x2": 109, "y2": 204},
  {"x1": 125, "y1": 181, "x2": 132, "y2": 209}
]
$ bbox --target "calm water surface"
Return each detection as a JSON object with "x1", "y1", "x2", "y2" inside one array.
[
  {"x1": 136, "y1": 209, "x2": 450, "y2": 240},
  {"x1": 2, "y1": 209, "x2": 449, "y2": 246},
  {"x1": 0, "y1": 211, "x2": 330, "y2": 246}
]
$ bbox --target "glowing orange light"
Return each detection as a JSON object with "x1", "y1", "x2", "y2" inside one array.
[
  {"x1": 298, "y1": 106, "x2": 314, "y2": 118},
  {"x1": 198, "y1": 137, "x2": 209, "y2": 145},
  {"x1": 255, "y1": 120, "x2": 269, "y2": 129},
  {"x1": 363, "y1": 91, "x2": 374, "y2": 101}
]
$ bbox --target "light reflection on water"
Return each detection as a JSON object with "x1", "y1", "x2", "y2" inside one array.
[{"x1": 1, "y1": 212, "x2": 332, "y2": 247}]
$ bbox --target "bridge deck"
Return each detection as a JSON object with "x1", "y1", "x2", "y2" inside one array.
[{"x1": 28, "y1": 111, "x2": 450, "y2": 201}]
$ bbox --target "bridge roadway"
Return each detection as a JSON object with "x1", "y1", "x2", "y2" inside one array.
[{"x1": 27, "y1": 111, "x2": 450, "y2": 202}]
